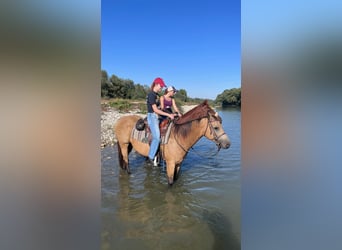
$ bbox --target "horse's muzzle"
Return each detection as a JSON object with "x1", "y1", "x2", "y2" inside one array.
[
  {"x1": 220, "y1": 141, "x2": 231, "y2": 149},
  {"x1": 216, "y1": 133, "x2": 230, "y2": 149}
]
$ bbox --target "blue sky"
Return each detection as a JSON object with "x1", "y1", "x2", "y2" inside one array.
[{"x1": 101, "y1": 0, "x2": 240, "y2": 100}]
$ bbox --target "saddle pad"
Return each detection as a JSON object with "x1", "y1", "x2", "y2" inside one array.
[
  {"x1": 161, "y1": 123, "x2": 173, "y2": 144},
  {"x1": 131, "y1": 128, "x2": 151, "y2": 144}
]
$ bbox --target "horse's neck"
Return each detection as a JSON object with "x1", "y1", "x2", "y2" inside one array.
[{"x1": 176, "y1": 118, "x2": 207, "y2": 149}]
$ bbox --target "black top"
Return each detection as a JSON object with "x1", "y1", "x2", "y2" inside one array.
[{"x1": 146, "y1": 91, "x2": 159, "y2": 113}]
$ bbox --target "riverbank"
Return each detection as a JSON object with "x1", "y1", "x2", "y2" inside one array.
[{"x1": 101, "y1": 104, "x2": 197, "y2": 148}]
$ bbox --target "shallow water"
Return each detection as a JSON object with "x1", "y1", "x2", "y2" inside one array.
[{"x1": 101, "y1": 107, "x2": 240, "y2": 250}]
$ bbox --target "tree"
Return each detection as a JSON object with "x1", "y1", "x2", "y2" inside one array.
[
  {"x1": 101, "y1": 70, "x2": 114, "y2": 98},
  {"x1": 175, "y1": 89, "x2": 188, "y2": 102},
  {"x1": 101, "y1": 70, "x2": 108, "y2": 97},
  {"x1": 215, "y1": 87, "x2": 241, "y2": 106},
  {"x1": 132, "y1": 84, "x2": 148, "y2": 99}
]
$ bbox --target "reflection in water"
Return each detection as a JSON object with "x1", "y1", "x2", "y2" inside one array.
[
  {"x1": 203, "y1": 210, "x2": 240, "y2": 250},
  {"x1": 102, "y1": 108, "x2": 240, "y2": 250}
]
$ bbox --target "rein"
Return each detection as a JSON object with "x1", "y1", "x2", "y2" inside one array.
[
  {"x1": 207, "y1": 116, "x2": 227, "y2": 151},
  {"x1": 173, "y1": 112, "x2": 225, "y2": 155}
]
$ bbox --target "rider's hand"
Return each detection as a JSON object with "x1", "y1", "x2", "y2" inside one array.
[
  {"x1": 174, "y1": 112, "x2": 182, "y2": 117},
  {"x1": 169, "y1": 114, "x2": 175, "y2": 120}
]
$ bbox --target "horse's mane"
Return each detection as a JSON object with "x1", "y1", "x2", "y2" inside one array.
[{"x1": 173, "y1": 100, "x2": 217, "y2": 138}]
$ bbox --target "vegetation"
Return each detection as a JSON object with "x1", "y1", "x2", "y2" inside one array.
[
  {"x1": 104, "y1": 99, "x2": 147, "y2": 113},
  {"x1": 101, "y1": 70, "x2": 241, "y2": 109},
  {"x1": 215, "y1": 88, "x2": 241, "y2": 107}
]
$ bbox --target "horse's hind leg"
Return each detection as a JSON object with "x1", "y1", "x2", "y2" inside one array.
[
  {"x1": 126, "y1": 143, "x2": 133, "y2": 174},
  {"x1": 117, "y1": 142, "x2": 132, "y2": 174}
]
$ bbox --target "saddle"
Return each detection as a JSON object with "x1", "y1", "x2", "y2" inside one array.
[{"x1": 135, "y1": 117, "x2": 170, "y2": 137}]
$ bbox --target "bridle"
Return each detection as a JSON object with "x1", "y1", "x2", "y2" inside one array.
[
  {"x1": 204, "y1": 113, "x2": 227, "y2": 151},
  {"x1": 173, "y1": 111, "x2": 226, "y2": 153}
]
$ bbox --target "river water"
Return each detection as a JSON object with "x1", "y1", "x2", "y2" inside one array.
[{"x1": 101, "y1": 107, "x2": 240, "y2": 250}]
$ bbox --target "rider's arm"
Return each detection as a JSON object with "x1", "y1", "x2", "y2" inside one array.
[
  {"x1": 152, "y1": 104, "x2": 174, "y2": 119},
  {"x1": 172, "y1": 99, "x2": 182, "y2": 116}
]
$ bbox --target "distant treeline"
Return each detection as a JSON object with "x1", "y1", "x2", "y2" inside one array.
[
  {"x1": 215, "y1": 87, "x2": 241, "y2": 107},
  {"x1": 101, "y1": 70, "x2": 240, "y2": 107}
]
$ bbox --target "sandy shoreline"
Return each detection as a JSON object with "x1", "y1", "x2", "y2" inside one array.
[{"x1": 101, "y1": 105, "x2": 197, "y2": 148}]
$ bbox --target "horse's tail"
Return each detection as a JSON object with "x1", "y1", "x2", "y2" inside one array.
[{"x1": 117, "y1": 143, "x2": 125, "y2": 169}]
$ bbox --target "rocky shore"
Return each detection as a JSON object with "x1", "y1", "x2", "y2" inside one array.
[{"x1": 101, "y1": 105, "x2": 197, "y2": 148}]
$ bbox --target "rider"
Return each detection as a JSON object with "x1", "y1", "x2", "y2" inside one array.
[
  {"x1": 146, "y1": 77, "x2": 175, "y2": 166},
  {"x1": 160, "y1": 85, "x2": 182, "y2": 121}
]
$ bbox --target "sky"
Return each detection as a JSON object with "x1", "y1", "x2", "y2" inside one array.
[{"x1": 101, "y1": 0, "x2": 240, "y2": 100}]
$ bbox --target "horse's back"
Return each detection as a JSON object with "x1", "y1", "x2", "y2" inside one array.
[{"x1": 114, "y1": 115, "x2": 142, "y2": 143}]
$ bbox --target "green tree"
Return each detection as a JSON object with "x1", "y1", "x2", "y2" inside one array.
[
  {"x1": 215, "y1": 87, "x2": 241, "y2": 106},
  {"x1": 101, "y1": 70, "x2": 115, "y2": 98},
  {"x1": 133, "y1": 83, "x2": 148, "y2": 99},
  {"x1": 122, "y1": 79, "x2": 135, "y2": 99},
  {"x1": 101, "y1": 70, "x2": 108, "y2": 97},
  {"x1": 175, "y1": 89, "x2": 188, "y2": 102}
]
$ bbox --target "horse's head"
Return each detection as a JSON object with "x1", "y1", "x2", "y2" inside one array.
[
  {"x1": 204, "y1": 110, "x2": 231, "y2": 150},
  {"x1": 174, "y1": 100, "x2": 231, "y2": 150}
]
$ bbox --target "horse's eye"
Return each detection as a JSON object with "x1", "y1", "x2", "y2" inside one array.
[{"x1": 214, "y1": 126, "x2": 219, "y2": 130}]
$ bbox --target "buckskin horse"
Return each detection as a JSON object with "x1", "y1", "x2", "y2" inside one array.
[{"x1": 114, "y1": 100, "x2": 230, "y2": 185}]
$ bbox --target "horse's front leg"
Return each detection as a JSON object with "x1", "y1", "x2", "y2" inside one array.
[
  {"x1": 175, "y1": 163, "x2": 181, "y2": 180},
  {"x1": 165, "y1": 161, "x2": 176, "y2": 186}
]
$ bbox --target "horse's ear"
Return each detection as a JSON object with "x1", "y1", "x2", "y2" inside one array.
[{"x1": 202, "y1": 99, "x2": 208, "y2": 106}]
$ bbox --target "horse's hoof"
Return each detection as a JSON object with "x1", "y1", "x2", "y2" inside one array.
[
  {"x1": 168, "y1": 178, "x2": 174, "y2": 186},
  {"x1": 126, "y1": 167, "x2": 131, "y2": 174}
]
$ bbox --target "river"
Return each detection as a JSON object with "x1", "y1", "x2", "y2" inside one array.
[{"x1": 101, "y1": 107, "x2": 240, "y2": 250}]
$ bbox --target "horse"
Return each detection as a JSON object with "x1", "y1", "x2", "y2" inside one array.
[{"x1": 114, "y1": 100, "x2": 230, "y2": 185}]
